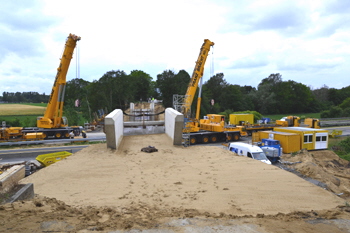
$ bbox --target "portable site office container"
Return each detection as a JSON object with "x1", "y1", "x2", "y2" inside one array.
[
  {"x1": 257, "y1": 131, "x2": 301, "y2": 153},
  {"x1": 273, "y1": 127, "x2": 329, "y2": 150},
  {"x1": 229, "y1": 114, "x2": 254, "y2": 125}
]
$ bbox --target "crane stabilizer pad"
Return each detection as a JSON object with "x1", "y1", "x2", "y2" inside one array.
[{"x1": 141, "y1": 146, "x2": 158, "y2": 153}]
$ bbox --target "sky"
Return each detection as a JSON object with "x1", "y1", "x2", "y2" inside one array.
[{"x1": 1, "y1": 0, "x2": 350, "y2": 95}]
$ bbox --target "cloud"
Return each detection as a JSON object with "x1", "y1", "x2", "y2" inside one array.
[
  {"x1": 218, "y1": 1, "x2": 311, "y2": 36},
  {"x1": 0, "y1": 0, "x2": 59, "y2": 61},
  {"x1": 0, "y1": 1, "x2": 57, "y2": 31},
  {"x1": 229, "y1": 56, "x2": 269, "y2": 69},
  {"x1": 323, "y1": 0, "x2": 350, "y2": 15},
  {"x1": 1, "y1": 0, "x2": 350, "y2": 95}
]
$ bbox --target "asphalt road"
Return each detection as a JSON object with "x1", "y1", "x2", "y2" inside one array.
[
  {"x1": 323, "y1": 126, "x2": 350, "y2": 136},
  {"x1": 0, "y1": 145, "x2": 89, "y2": 164},
  {"x1": 1, "y1": 126, "x2": 349, "y2": 165}
]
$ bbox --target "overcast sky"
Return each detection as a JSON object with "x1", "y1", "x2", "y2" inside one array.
[{"x1": 1, "y1": 0, "x2": 349, "y2": 95}]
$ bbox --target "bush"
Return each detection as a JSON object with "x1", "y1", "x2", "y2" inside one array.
[
  {"x1": 339, "y1": 137, "x2": 350, "y2": 153},
  {"x1": 320, "y1": 110, "x2": 330, "y2": 118},
  {"x1": 332, "y1": 137, "x2": 350, "y2": 161},
  {"x1": 330, "y1": 106, "x2": 343, "y2": 117}
]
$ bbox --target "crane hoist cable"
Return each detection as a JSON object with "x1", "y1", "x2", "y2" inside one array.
[
  {"x1": 210, "y1": 45, "x2": 214, "y2": 78},
  {"x1": 76, "y1": 41, "x2": 80, "y2": 79}
]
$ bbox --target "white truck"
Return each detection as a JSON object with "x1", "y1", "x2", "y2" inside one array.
[{"x1": 228, "y1": 142, "x2": 271, "y2": 165}]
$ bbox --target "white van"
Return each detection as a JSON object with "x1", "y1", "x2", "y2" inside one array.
[{"x1": 228, "y1": 142, "x2": 271, "y2": 165}]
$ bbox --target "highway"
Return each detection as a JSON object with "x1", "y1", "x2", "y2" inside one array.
[
  {"x1": 0, "y1": 131, "x2": 106, "y2": 164},
  {"x1": 1, "y1": 126, "x2": 349, "y2": 165},
  {"x1": 0, "y1": 145, "x2": 89, "y2": 164}
]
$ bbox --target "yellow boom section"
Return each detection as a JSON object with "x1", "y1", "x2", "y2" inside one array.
[
  {"x1": 37, "y1": 33, "x2": 81, "y2": 129},
  {"x1": 183, "y1": 39, "x2": 214, "y2": 119}
]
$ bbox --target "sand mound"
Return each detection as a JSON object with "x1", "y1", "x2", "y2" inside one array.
[
  {"x1": 22, "y1": 134, "x2": 343, "y2": 216},
  {"x1": 1, "y1": 134, "x2": 349, "y2": 232},
  {"x1": 281, "y1": 149, "x2": 350, "y2": 199}
]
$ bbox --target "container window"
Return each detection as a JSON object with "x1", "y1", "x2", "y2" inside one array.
[
  {"x1": 322, "y1": 136, "x2": 327, "y2": 141},
  {"x1": 304, "y1": 134, "x2": 313, "y2": 143},
  {"x1": 316, "y1": 136, "x2": 320, "y2": 142}
]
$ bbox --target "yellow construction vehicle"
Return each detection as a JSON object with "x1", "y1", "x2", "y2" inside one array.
[
  {"x1": 275, "y1": 116, "x2": 301, "y2": 127},
  {"x1": 1, "y1": 34, "x2": 81, "y2": 143},
  {"x1": 24, "y1": 33, "x2": 82, "y2": 139},
  {"x1": 198, "y1": 114, "x2": 248, "y2": 143},
  {"x1": 0, "y1": 127, "x2": 45, "y2": 142},
  {"x1": 180, "y1": 39, "x2": 214, "y2": 132},
  {"x1": 303, "y1": 118, "x2": 320, "y2": 129},
  {"x1": 174, "y1": 39, "x2": 247, "y2": 145}
]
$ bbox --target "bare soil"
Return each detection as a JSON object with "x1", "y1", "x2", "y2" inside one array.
[{"x1": 0, "y1": 134, "x2": 349, "y2": 232}]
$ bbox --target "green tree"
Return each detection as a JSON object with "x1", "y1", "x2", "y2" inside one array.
[
  {"x1": 312, "y1": 85, "x2": 331, "y2": 111},
  {"x1": 218, "y1": 84, "x2": 245, "y2": 112},
  {"x1": 65, "y1": 78, "x2": 92, "y2": 122},
  {"x1": 339, "y1": 97, "x2": 350, "y2": 110},
  {"x1": 88, "y1": 70, "x2": 130, "y2": 112},
  {"x1": 64, "y1": 99, "x2": 82, "y2": 126},
  {"x1": 129, "y1": 70, "x2": 153, "y2": 102},
  {"x1": 156, "y1": 70, "x2": 190, "y2": 108},
  {"x1": 251, "y1": 73, "x2": 282, "y2": 114}
]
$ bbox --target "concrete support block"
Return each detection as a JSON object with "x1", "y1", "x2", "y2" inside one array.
[
  {"x1": 165, "y1": 108, "x2": 184, "y2": 145},
  {"x1": 105, "y1": 109, "x2": 123, "y2": 150},
  {"x1": 150, "y1": 102, "x2": 155, "y2": 121},
  {"x1": 0, "y1": 165, "x2": 25, "y2": 193},
  {"x1": 130, "y1": 103, "x2": 135, "y2": 121},
  {"x1": 8, "y1": 183, "x2": 34, "y2": 203}
]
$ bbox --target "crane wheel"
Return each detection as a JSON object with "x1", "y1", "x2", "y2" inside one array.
[
  {"x1": 233, "y1": 133, "x2": 240, "y2": 141},
  {"x1": 190, "y1": 137, "x2": 197, "y2": 145},
  {"x1": 227, "y1": 133, "x2": 233, "y2": 141},
  {"x1": 55, "y1": 132, "x2": 62, "y2": 139},
  {"x1": 202, "y1": 135, "x2": 209, "y2": 143},
  {"x1": 210, "y1": 135, "x2": 218, "y2": 143},
  {"x1": 64, "y1": 132, "x2": 70, "y2": 138}
]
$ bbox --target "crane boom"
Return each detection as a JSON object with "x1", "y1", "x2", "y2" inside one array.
[
  {"x1": 37, "y1": 33, "x2": 81, "y2": 129},
  {"x1": 183, "y1": 39, "x2": 214, "y2": 118}
]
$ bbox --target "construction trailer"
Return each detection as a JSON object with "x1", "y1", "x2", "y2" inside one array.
[
  {"x1": 273, "y1": 127, "x2": 329, "y2": 151},
  {"x1": 254, "y1": 131, "x2": 301, "y2": 153},
  {"x1": 229, "y1": 114, "x2": 254, "y2": 125}
]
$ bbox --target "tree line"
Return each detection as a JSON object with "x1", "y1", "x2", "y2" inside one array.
[
  {"x1": 1, "y1": 92, "x2": 49, "y2": 103},
  {"x1": 1, "y1": 70, "x2": 350, "y2": 123}
]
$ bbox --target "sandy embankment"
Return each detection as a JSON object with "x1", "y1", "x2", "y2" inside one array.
[{"x1": 22, "y1": 133, "x2": 344, "y2": 217}]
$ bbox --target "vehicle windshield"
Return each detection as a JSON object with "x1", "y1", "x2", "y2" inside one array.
[{"x1": 252, "y1": 152, "x2": 268, "y2": 161}]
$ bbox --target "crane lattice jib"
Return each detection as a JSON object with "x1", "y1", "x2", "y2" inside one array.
[
  {"x1": 183, "y1": 39, "x2": 214, "y2": 118},
  {"x1": 40, "y1": 34, "x2": 81, "y2": 128}
]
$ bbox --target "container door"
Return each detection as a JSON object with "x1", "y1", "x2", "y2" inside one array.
[
  {"x1": 303, "y1": 134, "x2": 313, "y2": 150},
  {"x1": 315, "y1": 133, "x2": 328, "y2": 149}
]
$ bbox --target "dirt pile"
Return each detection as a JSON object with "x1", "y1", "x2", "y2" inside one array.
[
  {"x1": 281, "y1": 149, "x2": 350, "y2": 200},
  {"x1": 1, "y1": 134, "x2": 350, "y2": 232},
  {"x1": 0, "y1": 195, "x2": 349, "y2": 232}
]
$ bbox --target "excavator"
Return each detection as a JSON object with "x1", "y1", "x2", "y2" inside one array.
[{"x1": 176, "y1": 39, "x2": 247, "y2": 145}]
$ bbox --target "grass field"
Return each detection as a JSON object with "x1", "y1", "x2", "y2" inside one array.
[{"x1": 0, "y1": 103, "x2": 46, "y2": 116}]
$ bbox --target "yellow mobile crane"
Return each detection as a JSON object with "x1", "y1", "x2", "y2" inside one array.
[
  {"x1": 176, "y1": 39, "x2": 247, "y2": 145},
  {"x1": 182, "y1": 39, "x2": 214, "y2": 132},
  {"x1": 26, "y1": 33, "x2": 82, "y2": 139},
  {"x1": 1, "y1": 34, "x2": 81, "y2": 142}
]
